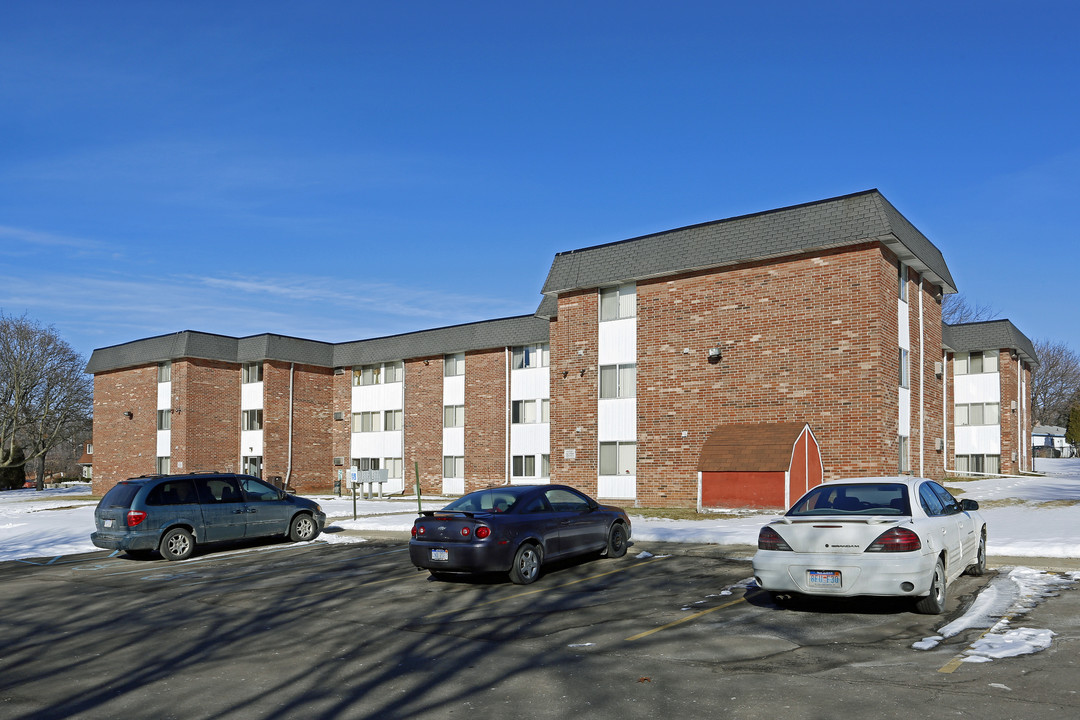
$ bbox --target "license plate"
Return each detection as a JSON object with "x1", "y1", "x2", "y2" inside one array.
[
  {"x1": 431, "y1": 548, "x2": 448, "y2": 562},
  {"x1": 104, "y1": 519, "x2": 114, "y2": 528},
  {"x1": 808, "y1": 570, "x2": 841, "y2": 587}
]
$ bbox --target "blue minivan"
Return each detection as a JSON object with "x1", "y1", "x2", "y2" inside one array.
[{"x1": 91, "y1": 473, "x2": 326, "y2": 560}]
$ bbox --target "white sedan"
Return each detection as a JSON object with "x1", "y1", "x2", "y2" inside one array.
[{"x1": 752, "y1": 477, "x2": 987, "y2": 614}]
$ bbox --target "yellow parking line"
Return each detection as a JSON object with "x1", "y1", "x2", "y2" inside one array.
[
  {"x1": 625, "y1": 590, "x2": 762, "y2": 642},
  {"x1": 937, "y1": 611, "x2": 1020, "y2": 673},
  {"x1": 425, "y1": 556, "x2": 669, "y2": 619}
]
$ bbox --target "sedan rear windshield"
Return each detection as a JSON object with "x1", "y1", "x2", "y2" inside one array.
[
  {"x1": 443, "y1": 489, "x2": 523, "y2": 513},
  {"x1": 787, "y1": 484, "x2": 911, "y2": 516},
  {"x1": 99, "y1": 483, "x2": 141, "y2": 509}
]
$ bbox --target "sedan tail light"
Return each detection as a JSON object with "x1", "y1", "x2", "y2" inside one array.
[
  {"x1": 865, "y1": 527, "x2": 921, "y2": 552},
  {"x1": 475, "y1": 526, "x2": 491, "y2": 540},
  {"x1": 757, "y1": 526, "x2": 792, "y2": 551},
  {"x1": 126, "y1": 510, "x2": 147, "y2": 528}
]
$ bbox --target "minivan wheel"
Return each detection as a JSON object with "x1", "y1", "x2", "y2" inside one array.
[
  {"x1": 289, "y1": 514, "x2": 319, "y2": 542},
  {"x1": 160, "y1": 528, "x2": 194, "y2": 561}
]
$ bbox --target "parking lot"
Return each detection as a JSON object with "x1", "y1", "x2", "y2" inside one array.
[{"x1": 2, "y1": 537, "x2": 1078, "y2": 720}]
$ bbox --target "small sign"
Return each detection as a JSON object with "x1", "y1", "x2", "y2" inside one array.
[{"x1": 564, "y1": 448, "x2": 577, "y2": 460}]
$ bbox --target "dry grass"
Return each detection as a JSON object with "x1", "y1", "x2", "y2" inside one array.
[{"x1": 626, "y1": 507, "x2": 769, "y2": 521}]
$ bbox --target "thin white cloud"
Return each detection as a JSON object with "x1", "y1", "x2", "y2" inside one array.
[{"x1": 0, "y1": 225, "x2": 110, "y2": 255}]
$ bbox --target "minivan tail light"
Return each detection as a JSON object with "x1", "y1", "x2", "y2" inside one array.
[
  {"x1": 865, "y1": 527, "x2": 921, "y2": 552},
  {"x1": 127, "y1": 510, "x2": 147, "y2": 528},
  {"x1": 758, "y1": 526, "x2": 792, "y2": 551}
]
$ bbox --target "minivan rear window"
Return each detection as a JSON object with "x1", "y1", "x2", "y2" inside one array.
[{"x1": 100, "y1": 483, "x2": 141, "y2": 509}]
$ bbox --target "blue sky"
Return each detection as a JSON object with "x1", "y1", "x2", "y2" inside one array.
[{"x1": 2, "y1": 1, "x2": 1078, "y2": 362}]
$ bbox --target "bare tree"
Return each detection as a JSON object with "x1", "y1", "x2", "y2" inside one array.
[
  {"x1": 1031, "y1": 338, "x2": 1080, "y2": 428},
  {"x1": 942, "y1": 293, "x2": 1000, "y2": 325},
  {"x1": 0, "y1": 313, "x2": 93, "y2": 490}
]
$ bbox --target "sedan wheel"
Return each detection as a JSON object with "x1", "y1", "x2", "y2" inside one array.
[
  {"x1": 606, "y1": 523, "x2": 628, "y2": 558},
  {"x1": 510, "y1": 543, "x2": 542, "y2": 585},
  {"x1": 160, "y1": 528, "x2": 194, "y2": 562},
  {"x1": 965, "y1": 532, "x2": 987, "y2": 576},
  {"x1": 289, "y1": 514, "x2": 319, "y2": 542},
  {"x1": 915, "y1": 558, "x2": 947, "y2": 614}
]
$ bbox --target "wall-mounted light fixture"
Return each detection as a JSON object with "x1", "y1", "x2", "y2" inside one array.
[
  {"x1": 707, "y1": 345, "x2": 723, "y2": 363},
  {"x1": 562, "y1": 370, "x2": 569, "y2": 378},
  {"x1": 122, "y1": 411, "x2": 133, "y2": 419},
  {"x1": 579, "y1": 368, "x2": 587, "y2": 377}
]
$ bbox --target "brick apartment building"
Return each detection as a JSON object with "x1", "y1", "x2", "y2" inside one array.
[{"x1": 86, "y1": 190, "x2": 1038, "y2": 507}]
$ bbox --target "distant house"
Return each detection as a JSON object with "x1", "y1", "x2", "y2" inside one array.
[
  {"x1": 77, "y1": 442, "x2": 93, "y2": 479},
  {"x1": 1032, "y1": 425, "x2": 1072, "y2": 458}
]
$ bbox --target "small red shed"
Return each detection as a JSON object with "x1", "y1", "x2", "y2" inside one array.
[{"x1": 698, "y1": 422, "x2": 823, "y2": 509}]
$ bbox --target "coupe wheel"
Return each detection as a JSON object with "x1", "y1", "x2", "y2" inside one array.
[
  {"x1": 965, "y1": 532, "x2": 987, "y2": 576},
  {"x1": 509, "y1": 543, "x2": 542, "y2": 585},
  {"x1": 159, "y1": 528, "x2": 194, "y2": 562},
  {"x1": 915, "y1": 558, "x2": 947, "y2": 614},
  {"x1": 606, "y1": 523, "x2": 628, "y2": 558},
  {"x1": 289, "y1": 514, "x2": 319, "y2": 542}
]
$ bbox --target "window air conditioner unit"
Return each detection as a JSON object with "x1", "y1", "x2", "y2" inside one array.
[
  {"x1": 333, "y1": 457, "x2": 345, "y2": 466},
  {"x1": 1011, "y1": 400, "x2": 1018, "y2": 411},
  {"x1": 333, "y1": 411, "x2": 344, "y2": 421},
  {"x1": 934, "y1": 361, "x2": 943, "y2": 378},
  {"x1": 334, "y1": 368, "x2": 345, "y2": 375},
  {"x1": 1011, "y1": 451, "x2": 1018, "y2": 461},
  {"x1": 935, "y1": 438, "x2": 943, "y2": 451}
]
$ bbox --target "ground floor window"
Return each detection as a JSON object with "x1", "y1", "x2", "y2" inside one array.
[
  {"x1": 156, "y1": 456, "x2": 170, "y2": 475},
  {"x1": 513, "y1": 455, "x2": 536, "y2": 477},
  {"x1": 898, "y1": 435, "x2": 910, "y2": 474},
  {"x1": 955, "y1": 454, "x2": 1001, "y2": 476},
  {"x1": 383, "y1": 458, "x2": 403, "y2": 479},
  {"x1": 599, "y1": 442, "x2": 635, "y2": 476},
  {"x1": 352, "y1": 457, "x2": 380, "y2": 471},
  {"x1": 443, "y1": 456, "x2": 464, "y2": 478}
]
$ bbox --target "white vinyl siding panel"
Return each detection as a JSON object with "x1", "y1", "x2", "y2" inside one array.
[
  {"x1": 598, "y1": 318, "x2": 637, "y2": 365},
  {"x1": 240, "y1": 429, "x2": 263, "y2": 457},
  {"x1": 598, "y1": 398, "x2": 637, "y2": 441},
  {"x1": 352, "y1": 431, "x2": 403, "y2": 461},
  {"x1": 955, "y1": 425, "x2": 1002, "y2": 455},
  {"x1": 156, "y1": 430, "x2": 170, "y2": 457},
  {"x1": 443, "y1": 427, "x2": 465, "y2": 456},
  {"x1": 241, "y1": 382, "x2": 263, "y2": 410},
  {"x1": 898, "y1": 387, "x2": 911, "y2": 436},
  {"x1": 955, "y1": 373, "x2": 1000, "y2": 404},
  {"x1": 157, "y1": 382, "x2": 171, "y2": 410},
  {"x1": 443, "y1": 375, "x2": 465, "y2": 406},
  {"x1": 509, "y1": 366, "x2": 549, "y2": 400}
]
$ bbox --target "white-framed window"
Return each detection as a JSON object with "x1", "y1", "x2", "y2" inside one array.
[
  {"x1": 353, "y1": 411, "x2": 379, "y2": 433},
  {"x1": 512, "y1": 455, "x2": 536, "y2": 477},
  {"x1": 443, "y1": 405, "x2": 465, "y2": 428},
  {"x1": 157, "y1": 409, "x2": 171, "y2": 431},
  {"x1": 512, "y1": 400, "x2": 537, "y2": 424},
  {"x1": 353, "y1": 457, "x2": 380, "y2": 471},
  {"x1": 443, "y1": 456, "x2": 464, "y2": 478},
  {"x1": 599, "y1": 441, "x2": 636, "y2": 475},
  {"x1": 954, "y1": 351, "x2": 999, "y2": 375},
  {"x1": 955, "y1": 402, "x2": 1001, "y2": 426},
  {"x1": 540, "y1": 398, "x2": 550, "y2": 423},
  {"x1": 898, "y1": 262, "x2": 908, "y2": 302},
  {"x1": 600, "y1": 364, "x2": 636, "y2": 399},
  {"x1": 156, "y1": 456, "x2": 171, "y2": 475},
  {"x1": 353, "y1": 364, "x2": 381, "y2": 386},
  {"x1": 241, "y1": 409, "x2": 263, "y2": 431},
  {"x1": 383, "y1": 458, "x2": 403, "y2": 479},
  {"x1": 899, "y1": 349, "x2": 910, "y2": 389},
  {"x1": 384, "y1": 362, "x2": 403, "y2": 383},
  {"x1": 956, "y1": 454, "x2": 1001, "y2": 475},
  {"x1": 158, "y1": 361, "x2": 172, "y2": 383},
  {"x1": 444, "y1": 353, "x2": 465, "y2": 377},
  {"x1": 242, "y1": 456, "x2": 262, "y2": 477},
  {"x1": 600, "y1": 284, "x2": 636, "y2": 322},
  {"x1": 383, "y1": 410, "x2": 403, "y2": 431},
  {"x1": 512, "y1": 344, "x2": 550, "y2": 369},
  {"x1": 241, "y1": 362, "x2": 263, "y2": 383},
  {"x1": 541, "y1": 454, "x2": 550, "y2": 477},
  {"x1": 898, "y1": 435, "x2": 910, "y2": 473}
]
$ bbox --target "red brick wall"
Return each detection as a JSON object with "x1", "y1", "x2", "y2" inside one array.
[
  {"x1": 172, "y1": 358, "x2": 239, "y2": 476},
  {"x1": 464, "y1": 348, "x2": 508, "y2": 491},
  {"x1": 404, "y1": 356, "x2": 445, "y2": 494},
  {"x1": 907, "y1": 274, "x2": 946, "y2": 479},
  {"x1": 92, "y1": 366, "x2": 158, "y2": 494},
  {"x1": 263, "y1": 361, "x2": 334, "y2": 493},
  {"x1": 331, "y1": 367, "x2": 353, "y2": 482},
  {"x1": 998, "y1": 352, "x2": 1035, "y2": 474},
  {"x1": 549, "y1": 290, "x2": 600, "y2": 496}
]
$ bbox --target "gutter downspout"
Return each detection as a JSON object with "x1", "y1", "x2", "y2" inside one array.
[
  {"x1": 285, "y1": 362, "x2": 294, "y2": 490},
  {"x1": 918, "y1": 274, "x2": 925, "y2": 477},
  {"x1": 504, "y1": 347, "x2": 511, "y2": 485}
]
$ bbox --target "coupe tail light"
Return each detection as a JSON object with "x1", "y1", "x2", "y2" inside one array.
[
  {"x1": 865, "y1": 527, "x2": 922, "y2": 552},
  {"x1": 460, "y1": 527, "x2": 471, "y2": 537},
  {"x1": 758, "y1": 526, "x2": 792, "y2": 551},
  {"x1": 475, "y1": 526, "x2": 491, "y2": 540},
  {"x1": 414, "y1": 525, "x2": 425, "y2": 537},
  {"x1": 126, "y1": 510, "x2": 147, "y2": 528}
]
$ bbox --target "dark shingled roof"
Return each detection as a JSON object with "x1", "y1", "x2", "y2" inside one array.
[
  {"x1": 942, "y1": 320, "x2": 1039, "y2": 368},
  {"x1": 86, "y1": 315, "x2": 550, "y2": 374},
  {"x1": 698, "y1": 422, "x2": 811, "y2": 473},
  {"x1": 538, "y1": 190, "x2": 956, "y2": 317}
]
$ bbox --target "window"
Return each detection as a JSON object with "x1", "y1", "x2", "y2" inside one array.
[
  {"x1": 955, "y1": 402, "x2": 1001, "y2": 426},
  {"x1": 240, "y1": 477, "x2": 279, "y2": 502},
  {"x1": 156, "y1": 456, "x2": 170, "y2": 475},
  {"x1": 146, "y1": 479, "x2": 196, "y2": 506},
  {"x1": 899, "y1": 349, "x2": 910, "y2": 389},
  {"x1": 600, "y1": 284, "x2": 636, "y2": 321},
  {"x1": 353, "y1": 411, "x2": 379, "y2": 432},
  {"x1": 242, "y1": 456, "x2": 262, "y2": 477},
  {"x1": 511, "y1": 400, "x2": 537, "y2": 424},
  {"x1": 157, "y1": 409, "x2": 171, "y2": 431},
  {"x1": 241, "y1": 409, "x2": 263, "y2": 431},
  {"x1": 384, "y1": 362, "x2": 404, "y2": 383},
  {"x1": 383, "y1": 410, "x2": 403, "y2": 431},
  {"x1": 241, "y1": 362, "x2": 263, "y2": 383},
  {"x1": 158, "y1": 361, "x2": 171, "y2": 383},
  {"x1": 599, "y1": 441, "x2": 636, "y2": 475},
  {"x1": 600, "y1": 364, "x2": 636, "y2": 399},
  {"x1": 956, "y1": 454, "x2": 1000, "y2": 475},
  {"x1": 354, "y1": 364, "x2": 381, "y2": 386},
  {"x1": 898, "y1": 262, "x2": 908, "y2": 302},
  {"x1": 512, "y1": 344, "x2": 550, "y2": 369},
  {"x1": 443, "y1": 456, "x2": 464, "y2": 478},
  {"x1": 918, "y1": 483, "x2": 945, "y2": 515},
  {"x1": 444, "y1": 353, "x2": 465, "y2": 377},
  {"x1": 898, "y1": 435, "x2": 910, "y2": 473},
  {"x1": 540, "y1": 398, "x2": 550, "y2": 423},
  {"x1": 541, "y1": 454, "x2": 550, "y2": 477},
  {"x1": 383, "y1": 458, "x2": 403, "y2": 479},
  {"x1": 544, "y1": 487, "x2": 591, "y2": 513},
  {"x1": 353, "y1": 457, "x2": 380, "y2": 471},
  {"x1": 512, "y1": 455, "x2": 536, "y2": 477},
  {"x1": 954, "y1": 351, "x2": 999, "y2": 375},
  {"x1": 443, "y1": 405, "x2": 465, "y2": 428}
]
